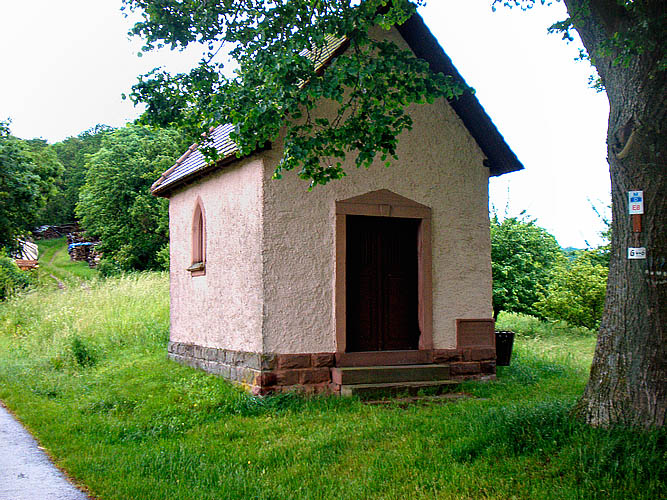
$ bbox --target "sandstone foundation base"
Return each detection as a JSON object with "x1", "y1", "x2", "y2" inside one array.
[{"x1": 167, "y1": 341, "x2": 496, "y2": 396}]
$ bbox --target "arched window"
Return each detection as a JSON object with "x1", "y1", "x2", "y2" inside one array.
[{"x1": 188, "y1": 199, "x2": 206, "y2": 276}]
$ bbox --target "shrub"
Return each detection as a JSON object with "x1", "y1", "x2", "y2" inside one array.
[
  {"x1": 76, "y1": 125, "x2": 185, "y2": 271},
  {"x1": 0, "y1": 256, "x2": 34, "y2": 300},
  {"x1": 97, "y1": 258, "x2": 123, "y2": 277},
  {"x1": 490, "y1": 215, "x2": 564, "y2": 319},
  {"x1": 69, "y1": 335, "x2": 97, "y2": 368},
  {"x1": 156, "y1": 243, "x2": 170, "y2": 271},
  {"x1": 534, "y1": 252, "x2": 607, "y2": 330}
]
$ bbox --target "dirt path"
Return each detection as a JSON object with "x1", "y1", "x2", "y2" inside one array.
[
  {"x1": 49, "y1": 274, "x2": 66, "y2": 290},
  {"x1": 47, "y1": 247, "x2": 62, "y2": 265},
  {"x1": 44, "y1": 247, "x2": 67, "y2": 290}
]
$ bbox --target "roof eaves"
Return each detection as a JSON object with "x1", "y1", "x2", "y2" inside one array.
[
  {"x1": 150, "y1": 142, "x2": 199, "y2": 192},
  {"x1": 151, "y1": 142, "x2": 272, "y2": 198},
  {"x1": 151, "y1": 151, "x2": 241, "y2": 198}
]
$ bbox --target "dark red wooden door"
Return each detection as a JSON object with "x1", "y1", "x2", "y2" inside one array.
[{"x1": 346, "y1": 215, "x2": 420, "y2": 352}]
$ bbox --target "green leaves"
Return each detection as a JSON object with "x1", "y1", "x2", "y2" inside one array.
[
  {"x1": 534, "y1": 252, "x2": 608, "y2": 330},
  {"x1": 490, "y1": 215, "x2": 565, "y2": 319},
  {"x1": 0, "y1": 256, "x2": 35, "y2": 300},
  {"x1": 0, "y1": 129, "x2": 61, "y2": 250},
  {"x1": 490, "y1": 214, "x2": 608, "y2": 329},
  {"x1": 50, "y1": 125, "x2": 114, "y2": 224},
  {"x1": 123, "y1": 0, "x2": 465, "y2": 187},
  {"x1": 76, "y1": 125, "x2": 185, "y2": 271}
]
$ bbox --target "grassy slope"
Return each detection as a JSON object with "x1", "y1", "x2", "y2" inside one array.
[
  {"x1": 37, "y1": 237, "x2": 98, "y2": 287},
  {"x1": 0, "y1": 276, "x2": 664, "y2": 500}
]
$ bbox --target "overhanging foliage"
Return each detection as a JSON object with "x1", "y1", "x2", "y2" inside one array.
[{"x1": 122, "y1": 0, "x2": 465, "y2": 187}]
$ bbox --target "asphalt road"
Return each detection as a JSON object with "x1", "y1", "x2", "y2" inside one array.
[{"x1": 0, "y1": 402, "x2": 89, "y2": 500}]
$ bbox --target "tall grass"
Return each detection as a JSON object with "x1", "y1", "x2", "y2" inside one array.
[
  {"x1": 0, "y1": 272, "x2": 167, "y2": 370},
  {"x1": 494, "y1": 311, "x2": 597, "y2": 384},
  {"x1": 0, "y1": 278, "x2": 664, "y2": 500},
  {"x1": 496, "y1": 310, "x2": 595, "y2": 337}
]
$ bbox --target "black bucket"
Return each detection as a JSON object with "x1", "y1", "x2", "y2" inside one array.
[{"x1": 495, "y1": 330, "x2": 515, "y2": 366}]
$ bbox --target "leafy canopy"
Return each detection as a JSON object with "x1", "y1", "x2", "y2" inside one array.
[
  {"x1": 535, "y1": 251, "x2": 607, "y2": 330},
  {"x1": 122, "y1": 0, "x2": 465, "y2": 187},
  {"x1": 0, "y1": 121, "x2": 62, "y2": 251},
  {"x1": 0, "y1": 255, "x2": 34, "y2": 300},
  {"x1": 490, "y1": 214, "x2": 564, "y2": 319},
  {"x1": 76, "y1": 125, "x2": 186, "y2": 271},
  {"x1": 23, "y1": 139, "x2": 67, "y2": 225},
  {"x1": 50, "y1": 125, "x2": 114, "y2": 224}
]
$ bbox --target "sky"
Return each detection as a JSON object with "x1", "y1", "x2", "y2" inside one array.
[{"x1": 0, "y1": 0, "x2": 611, "y2": 249}]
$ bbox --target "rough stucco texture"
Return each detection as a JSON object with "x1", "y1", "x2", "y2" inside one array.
[
  {"x1": 260, "y1": 28, "x2": 492, "y2": 353},
  {"x1": 168, "y1": 158, "x2": 264, "y2": 352},
  {"x1": 167, "y1": 26, "x2": 493, "y2": 355}
]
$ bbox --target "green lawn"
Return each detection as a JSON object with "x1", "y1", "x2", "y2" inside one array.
[
  {"x1": 36, "y1": 237, "x2": 98, "y2": 287},
  {"x1": 0, "y1": 275, "x2": 663, "y2": 500}
]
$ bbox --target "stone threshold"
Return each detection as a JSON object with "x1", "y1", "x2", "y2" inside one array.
[{"x1": 167, "y1": 341, "x2": 496, "y2": 395}]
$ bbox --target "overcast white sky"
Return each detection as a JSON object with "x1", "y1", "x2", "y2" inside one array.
[{"x1": 0, "y1": 0, "x2": 611, "y2": 249}]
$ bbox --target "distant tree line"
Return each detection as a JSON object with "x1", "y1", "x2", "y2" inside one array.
[
  {"x1": 0, "y1": 120, "x2": 63, "y2": 251},
  {"x1": 0, "y1": 119, "x2": 186, "y2": 273},
  {"x1": 49, "y1": 124, "x2": 115, "y2": 224}
]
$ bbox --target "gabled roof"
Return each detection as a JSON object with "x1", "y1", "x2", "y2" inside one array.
[
  {"x1": 151, "y1": 12, "x2": 523, "y2": 197},
  {"x1": 150, "y1": 123, "x2": 238, "y2": 194}
]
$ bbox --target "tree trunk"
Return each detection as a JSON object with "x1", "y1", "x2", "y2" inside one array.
[{"x1": 564, "y1": 0, "x2": 666, "y2": 427}]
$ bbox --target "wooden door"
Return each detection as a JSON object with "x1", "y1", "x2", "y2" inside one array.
[{"x1": 346, "y1": 215, "x2": 420, "y2": 352}]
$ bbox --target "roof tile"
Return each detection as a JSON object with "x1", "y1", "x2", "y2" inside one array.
[{"x1": 151, "y1": 14, "x2": 523, "y2": 196}]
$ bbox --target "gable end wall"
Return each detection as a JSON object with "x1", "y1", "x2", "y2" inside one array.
[{"x1": 259, "y1": 27, "x2": 493, "y2": 354}]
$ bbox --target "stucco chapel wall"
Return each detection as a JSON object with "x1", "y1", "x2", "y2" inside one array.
[
  {"x1": 168, "y1": 158, "x2": 264, "y2": 353},
  {"x1": 260, "y1": 29, "x2": 492, "y2": 355}
]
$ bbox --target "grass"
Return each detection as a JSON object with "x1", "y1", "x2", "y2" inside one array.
[
  {"x1": 496, "y1": 311, "x2": 596, "y2": 338},
  {"x1": 0, "y1": 276, "x2": 664, "y2": 500},
  {"x1": 36, "y1": 237, "x2": 98, "y2": 286}
]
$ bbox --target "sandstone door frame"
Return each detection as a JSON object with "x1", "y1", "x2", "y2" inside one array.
[{"x1": 334, "y1": 189, "x2": 433, "y2": 367}]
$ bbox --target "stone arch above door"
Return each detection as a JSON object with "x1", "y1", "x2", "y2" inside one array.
[{"x1": 335, "y1": 190, "x2": 433, "y2": 366}]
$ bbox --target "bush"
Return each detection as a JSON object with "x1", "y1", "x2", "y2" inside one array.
[
  {"x1": 490, "y1": 215, "x2": 564, "y2": 319},
  {"x1": 97, "y1": 258, "x2": 123, "y2": 277},
  {"x1": 0, "y1": 256, "x2": 34, "y2": 300},
  {"x1": 534, "y1": 252, "x2": 607, "y2": 330},
  {"x1": 69, "y1": 335, "x2": 97, "y2": 368},
  {"x1": 156, "y1": 243, "x2": 170, "y2": 271},
  {"x1": 76, "y1": 125, "x2": 186, "y2": 271}
]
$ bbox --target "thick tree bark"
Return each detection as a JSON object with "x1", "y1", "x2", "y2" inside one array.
[{"x1": 564, "y1": 0, "x2": 666, "y2": 427}]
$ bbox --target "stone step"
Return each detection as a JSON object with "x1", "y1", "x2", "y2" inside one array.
[
  {"x1": 340, "y1": 380, "x2": 459, "y2": 398},
  {"x1": 332, "y1": 364, "x2": 451, "y2": 385}
]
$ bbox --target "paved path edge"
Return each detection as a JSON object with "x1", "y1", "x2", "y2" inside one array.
[{"x1": 0, "y1": 399, "x2": 92, "y2": 500}]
